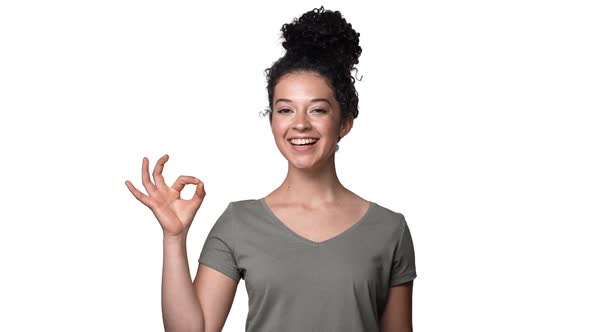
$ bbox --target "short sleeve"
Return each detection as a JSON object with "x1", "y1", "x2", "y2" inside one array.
[
  {"x1": 198, "y1": 202, "x2": 242, "y2": 282},
  {"x1": 389, "y1": 215, "x2": 417, "y2": 287}
]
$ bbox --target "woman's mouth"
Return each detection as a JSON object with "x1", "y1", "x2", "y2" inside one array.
[{"x1": 288, "y1": 138, "x2": 319, "y2": 151}]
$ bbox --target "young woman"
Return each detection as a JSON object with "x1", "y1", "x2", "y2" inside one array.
[{"x1": 125, "y1": 6, "x2": 416, "y2": 332}]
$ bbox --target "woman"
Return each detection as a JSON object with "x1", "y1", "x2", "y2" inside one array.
[{"x1": 125, "y1": 6, "x2": 416, "y2": 332}]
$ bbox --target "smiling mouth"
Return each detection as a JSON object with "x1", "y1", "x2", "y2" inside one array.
[{"x1": 289, "y1": 138, "x2": 319, "y2": 146}]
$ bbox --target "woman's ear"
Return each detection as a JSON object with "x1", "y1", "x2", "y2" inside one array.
[{"x1": 339, "y1": 114, "x2": 354, "y2": 139}]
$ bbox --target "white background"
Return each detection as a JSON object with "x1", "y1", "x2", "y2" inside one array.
[{"x1": 1, "y1": 0, "x2": 589, "y2": 331}]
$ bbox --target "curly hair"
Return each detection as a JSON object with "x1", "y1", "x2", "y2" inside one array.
[{"x1": 261, "y1": 6, "x2": 362, "y2": 150}]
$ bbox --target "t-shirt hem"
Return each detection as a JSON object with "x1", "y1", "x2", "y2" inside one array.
[
  {"x1": 389, "y1": 271, "x2": 417, "y2": 287},
  {"x1": 198, "y1": 258, "x2": 241, "y2": 282}
]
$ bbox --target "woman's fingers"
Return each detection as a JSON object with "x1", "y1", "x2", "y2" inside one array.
[
  {"x1": 171, "y1": 176, "x2": 205, "y2": 200},
  {"x1": 125, "y1": 180, "x2": 152, "y2": 207},
  {"x1": 152, "y1": 154, "x2": 170, "y2": 189},
  {"x1": 193, "y1": 179, "x2": 206, "y2": 201},
  {"x1": 142, "y1": 157, "x2": 157, "y2": 193}
]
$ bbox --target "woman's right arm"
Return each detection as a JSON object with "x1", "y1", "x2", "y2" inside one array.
[
  {"x1": 162, "y1": 235, "x2": 205, "y2": 332},
  {"x1": 126, "y1": 154, "x2": 237, "y2": 332}
]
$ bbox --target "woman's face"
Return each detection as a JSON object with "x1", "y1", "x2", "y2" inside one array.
[{"x1": 270, "y1": 71, "x2": 353, "y2": 169}]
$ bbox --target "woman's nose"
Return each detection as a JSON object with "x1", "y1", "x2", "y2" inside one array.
[{"x1": 293, "y1": 112, "x2": 311, "y2": 130}]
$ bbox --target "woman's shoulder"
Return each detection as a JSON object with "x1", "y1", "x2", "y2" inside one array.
[
  {"x1": 368, "y1": 200, "x2": 408, "y2": 228},
  {"x1": 221, "y1": 198, "x2": 268, "y2": 220},
  {"x1": 227, "y1": 198, "x2": 262, "y2": 209}
]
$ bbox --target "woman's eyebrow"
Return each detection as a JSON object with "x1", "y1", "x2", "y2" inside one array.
[{"x1": 274, "y1": 98, "x2": 332, "y2": 106}]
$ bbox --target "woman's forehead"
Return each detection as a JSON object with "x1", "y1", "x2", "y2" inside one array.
[{"x1": 274, "y1": 72, "x2": 336, "y2": 101}]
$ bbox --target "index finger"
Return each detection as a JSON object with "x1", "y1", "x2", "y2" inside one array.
[
  {"x1": 142, "y1": 157, "x2": 157, "y2": 193},
  {"x1": 152, "y1": 154, "x2": 170, "y2": 189}
]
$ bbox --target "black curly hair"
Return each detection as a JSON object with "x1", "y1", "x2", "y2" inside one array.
[{"x1": 262, "y1": 6, "x2": 362, "y2": 151}]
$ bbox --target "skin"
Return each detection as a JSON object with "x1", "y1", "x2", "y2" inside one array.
[
  {"x1": 266, "y1": 70, "x2": 355, "y2": 207},
  {"x1": 126, "y1": 156, "x2": 238, "y2": 332},
  {"x1": 125, "y1": 156, "x2": 210, "y2": 332},
  {"x1": 125, "y1": 70, "x2": 413, "y2": 332},
  {"x1": 381, "y1": 281, "x2": 414, "y2": 332}
]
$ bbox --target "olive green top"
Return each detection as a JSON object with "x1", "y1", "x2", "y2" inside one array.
[{"x1": 198, "y1": 198, "x2": 417, "y2": 332}]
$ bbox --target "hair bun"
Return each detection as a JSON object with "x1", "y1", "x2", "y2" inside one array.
[{"x1": 280, "y1": 6, "x2": 362, "y2": 70}]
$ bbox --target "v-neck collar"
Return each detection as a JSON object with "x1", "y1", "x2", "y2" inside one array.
[{"x1": 259, "y1": 197, "x2": 374, "y2": 247}]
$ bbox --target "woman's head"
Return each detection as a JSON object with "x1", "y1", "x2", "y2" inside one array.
[
  {"x1": 263, "y1": 6, "x2": 362, "y2": 152},
  {"x1": 270, "y1": 71, "x2": 353, "y2": 170}
]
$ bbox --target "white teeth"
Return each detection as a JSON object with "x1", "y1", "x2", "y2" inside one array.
[{"x1": 289, "y1": 138, "x2": 318, "y2": 145}]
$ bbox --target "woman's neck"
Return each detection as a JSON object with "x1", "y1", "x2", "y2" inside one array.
[{"x1": 268, "y1": 159, "x2": 351, "y2": 208}]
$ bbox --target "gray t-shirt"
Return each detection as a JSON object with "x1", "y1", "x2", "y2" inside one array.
[{"x1": 198, "y1": 198, "x2": 417, "y2": 332}]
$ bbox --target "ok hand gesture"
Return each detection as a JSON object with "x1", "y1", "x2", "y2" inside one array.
[{"x1": 125, "y1": 154, "x2": 206, "y2": 238}]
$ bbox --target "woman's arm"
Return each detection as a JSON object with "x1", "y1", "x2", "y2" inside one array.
[
  {"x1": 162, "y1": 235, "x2": 205, "y2": 332},
  {"x1": 380, "y1": 280, "x2": 413, "y2": 332},
  {"x1": 126, "y1": 155, "x2": 208, "y2": 331},
  {"x1": 126, "y1": 155, "x2": 237, "y2": 331}
]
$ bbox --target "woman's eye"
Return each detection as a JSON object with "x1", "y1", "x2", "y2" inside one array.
[{"x1": 276, "y1": 108, "x2": 326, "y2": 114}]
